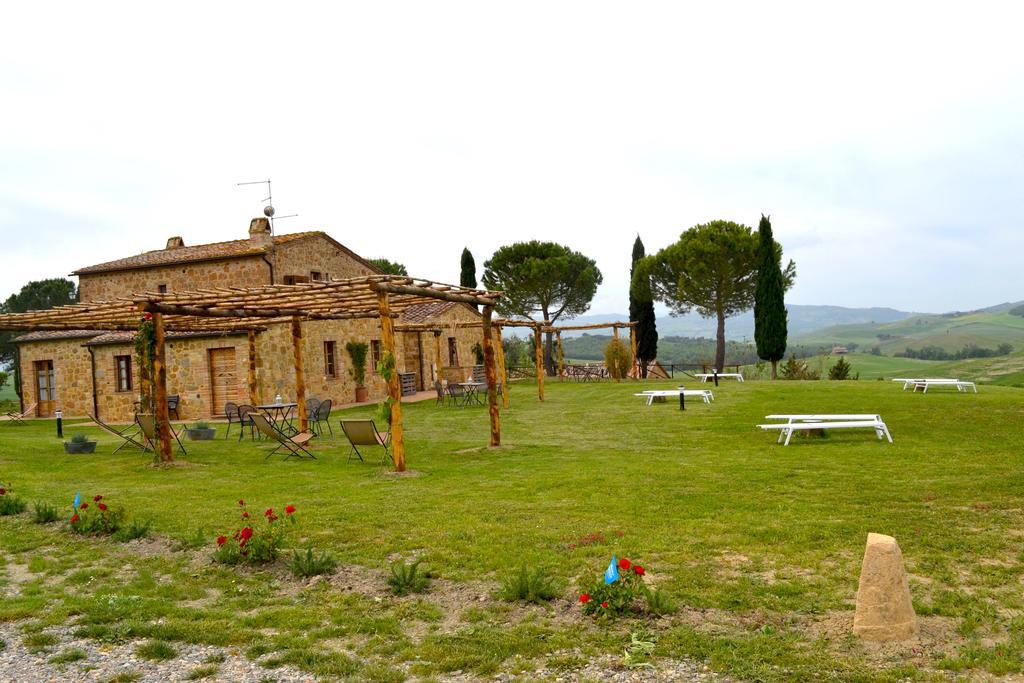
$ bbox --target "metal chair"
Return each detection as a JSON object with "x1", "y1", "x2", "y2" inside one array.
[
  {"x1": 167, "y1": 394, "x2": 181, "y2": 420},
  {"x1": 236, "y1": 404, "x2": 258, "y2": 441},
  {"x1": 305, "y1": 397, "x2": 322, "y2": 418},
  {"x1": 434, "y1": 381, "x2": 445, "y2": 406},
  {"x1": 340, "y1": 419, "x2": 391, "y2": 463},
  {"x1": 223, "y1": 401, "x2": 240, "y2": 439},
  {"x1": 310, "y1": 399, "x2": 332, "y2": 436},
  {"x1": 446, "y1": 383, "x2": 467, "y2": 407}
]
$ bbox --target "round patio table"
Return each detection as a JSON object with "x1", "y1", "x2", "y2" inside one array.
[{"x1": 456, "y1": 382, "x2": 487, "y2": 406}]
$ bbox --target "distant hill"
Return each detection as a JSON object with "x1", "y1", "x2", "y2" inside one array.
[
  {"x1": 793, "y1": 301, "x2": 1024, "y2": 355},
  {"x1": 565, "y1": 304, "x2": 915, "y2": 341}
]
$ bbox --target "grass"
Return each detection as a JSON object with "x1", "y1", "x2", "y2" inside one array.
[{"x1": 0, "y1": 380, "x2": 1022, "y2": 680}]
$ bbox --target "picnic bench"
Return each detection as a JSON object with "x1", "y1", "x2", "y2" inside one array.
[
  {"x1": 893, "y1": 378, "x2": 977, "y2": 393},
  {"x1": 694, "y1": 372, "x2": 743, "y2": 383},
  {"x1": 758, "y1": 414, "x2": 893, "y2": 446},
  {"x1": 634, "y1": 389, "x2": 714, "y2": 405}
]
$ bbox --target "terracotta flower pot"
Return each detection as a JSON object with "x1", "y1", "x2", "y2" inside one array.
[{"x1": 355, "y1": 386, "x2": 369, "y2": 403}]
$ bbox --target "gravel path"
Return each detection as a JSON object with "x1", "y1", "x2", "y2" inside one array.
[{"x1": 0, "y1": 623, "x2": 311, "y2": 682}]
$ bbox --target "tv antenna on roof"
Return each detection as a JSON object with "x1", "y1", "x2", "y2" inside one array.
[{"x1": 236, "y1": 178, "x2": 297, "y2": 233}]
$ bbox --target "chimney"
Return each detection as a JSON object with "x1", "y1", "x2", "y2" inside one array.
[
  {"x1": 249, "y1": 217, "x2": 272, "y2": 243},
  {"x1": 165, "y1": 236, "x2": 185, "y2": 250}
]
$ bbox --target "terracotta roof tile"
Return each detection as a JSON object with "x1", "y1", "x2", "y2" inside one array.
[
  {"x1": 401, "y1": 301, "x2": 459, "y2": 323},
  {"x1": 13, "y1": 330, "x2": 105, "y2": 343},
  {"x1": 73, "y1": 231, "x2": 322, "y2": 275}
]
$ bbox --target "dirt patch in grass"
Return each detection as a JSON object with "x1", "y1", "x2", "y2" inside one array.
[
  {"x1": 805, "y1": 611, "x2": 962, "y2": 666},
  {"x1": 1, "y1": 563, "x2": 35, "y2": 597},
  {"x1": 378, "y1": 469, "x2": 425, "y2": 478}
]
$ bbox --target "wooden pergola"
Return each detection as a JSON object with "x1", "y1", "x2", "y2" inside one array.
[
  {"x1": 0, "y1": 276, "x2": 504, "y2": 471},
  {"x1": 540, "y1": 321, "x2": 638, "y2": 380}
]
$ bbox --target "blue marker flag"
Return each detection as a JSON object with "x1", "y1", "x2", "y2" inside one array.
[
  {"x1": 604, "y1": 555, "x2": 620, "y2": 584},
  {"x1": 72, "y1": 491, "x2": 80, "y2": 512}
]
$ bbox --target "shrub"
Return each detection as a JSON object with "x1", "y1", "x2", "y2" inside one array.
[
  {"x1": 828, "y1": 356, "x2": 853, "y2": 380},
  {"x1": 114, "y1": 517, "x2": 153, "y2": 541},
  {"x1": 387, "y1": 559, "x2": 431, "y2": 595},
  {"x1": 70, "y1": 433, "x2": 91, "y2": 444},
  {"x1": 579, "y1": 556, "x2": 661, "y2": 619},
  {"x1": 780, "y1": 354, "x2": 820, "y2": 380},
  {"x1": 191, "y1": 420, "x2": 210, "y2": 431},
  {"x1": 32, "y1": 500, "x2": 59, "y2": 524},
  {"x1": 499, "y1": 565, "x2": 559, "y2": 604},
  {"x1": 213, "y1": 500, "x2": 296, "y2": 565},
  {"x1": 471, "y1": 342, "x2": 485, "y2": 365},
  {"x1": 0, "y1": 484, "x2": 27, "y2": 516},
  {"x1": 289, "y1": 548, "x2": 338, "y2": 578},
  {"x1": 603, "y1": 338, "x2": 633, "y2": 381},
  {"x1": 345, "y1": 341, "x2": 369, "y2": 387},
  {"x1": 69, "y1": 494, "x2": 125, "y2": 535}
]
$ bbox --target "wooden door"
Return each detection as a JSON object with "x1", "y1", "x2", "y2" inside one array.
[
  {"x1": 208, "y1": 348, "x2": 239, "y2": 417},
  {"x1": 34, "y1": 360, "x2": 55, "y2": 417}
]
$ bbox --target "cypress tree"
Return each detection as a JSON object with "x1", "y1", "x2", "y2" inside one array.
[
  {"x1": 460, "y1": 248, "x2": 477, "y2": 289},
  {"x1": 753, "y1": 215, "x2": 788, "y2": 379},
  {"x1": 629, "y1": 236, "x2": 658, "y2": 378}
]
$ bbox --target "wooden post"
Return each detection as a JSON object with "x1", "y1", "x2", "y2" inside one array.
[
  {"x1": 378, "y1": 291, "x2": 406, "y2": 472},
  {"x1": 613, "y1": 325, "x2": 620, "y2": 340},
  {"x1": 152, "y1": 312, "x2": 173, "y2": 463},
  {"x1": 290, "y1": 317, "x2": 308, "y2": 433},
  {"x1": 495, "y1": 324, "x2": 509, "y2": 408},
  {"x1": 556, "y1": 331, "x2": 565, "y2": 381},
  {"x1": 433, "y1": 330, "x2": 443, "y2": 384},
  {"x1": 481, "y1": 306, "x2": 501, "y2": 447},
  {"x1": 247, "y1": 329, "x2": 259, "y2": 405},
  {"x1": 533, "y1": 323, "x2": 545, "y2": 401},
  {"x1": 630, "y1": 326, "x2": 638, "y2": 378}
]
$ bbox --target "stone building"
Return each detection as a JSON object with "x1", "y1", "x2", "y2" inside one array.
[{"x1": 14, "y1": 218, "x2": 486, "y2": 421}]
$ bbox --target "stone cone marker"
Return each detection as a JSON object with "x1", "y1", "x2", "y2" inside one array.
[{"x1": 853, "y1": 532, "x2": 917, "y2": 641}]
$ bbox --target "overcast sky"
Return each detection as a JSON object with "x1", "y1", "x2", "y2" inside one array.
[{"x1": 2, "y1": 2, "x2": 1022, "y2": 315}]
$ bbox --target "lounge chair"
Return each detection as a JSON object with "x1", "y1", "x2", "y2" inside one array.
[
  {"x1": 89, "y1": 413, "x2": 148, "y2": 453},
  {"x1": 2, "y1": 403, "x2": 37, "y2": 425},
  {"x1": 136, "y1": 413, "x2": 188, "y2": 454},
  {"x1": 310, "y1": 399, "x2": 333, "y2": 436},
  {"x1": 250, "y1": 412, "x2": 315, "y2": 460},
  {"x1": 340, "y1": 419, "x2": 392, "y2": 464}
]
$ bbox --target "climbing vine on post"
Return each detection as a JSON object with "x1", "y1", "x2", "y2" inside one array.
[
  {"x1": 134, "y1": 313, "x2": 156, "y2": 413},
  {"x1": 375, "y1": 351, "x2": 397, "y2": 426}
]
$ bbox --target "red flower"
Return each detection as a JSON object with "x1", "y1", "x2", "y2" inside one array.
[
  {"x1": 98, "y1": 503, "x2": 108, "y2": 511},
  {"x1": 93, "y1": 495, "x2": 103, "y2": 502},
  {"x1": 144, "y1": 312, "x2": 153, "y2": 321},
  {"x1": 618, "y1": 558, "x2": 631, "y2": 571},
  {"x1": 0, "y1": 488, "x2": 6, "y2": 495},
  {"x1": 264, "y1": 508, "x2": 274, "y2": 517},
  {"x1": 70, "y1": 514, "x2": 79, "y2": 523},
  {"x1": 579, "y1": 593, "x2": 591, "y2": 604},
  {"x1": 285, "y1": 505, "x2": 296, "y2": 515},
  {"x1": 216, "y1": 535, "x2": 227, "y2": 546},
  {"x1": 600, "y1": 601, "x2": 609, "y2": 608},
  {"x1": 79, "y1": 502, "x2": 89, "y2": 510},
  {"x1": 239, "y1": 526, "x2": 253, "y2": 546},
  {"x1": 633, "y1": 565, "x2": 645, "y2": 576},
  {"x1": 242, "y1": 511, "x2": 249, "y2": 518},
  {"x1": 238, "y1": 499, "x2": 245, "y2": 506}
]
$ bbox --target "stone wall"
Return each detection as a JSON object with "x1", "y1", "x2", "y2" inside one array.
[
  {"x1": 272, "y1": 236, "x2": 378, "y2": 283},
  {"x1": 78, "y1": 256, "x2": 270, "y2": 303},
  {"x1": 17, "y1": 337, "x2": 96, "y2": 417}
]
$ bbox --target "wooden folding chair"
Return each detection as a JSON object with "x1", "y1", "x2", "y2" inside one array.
[
  {"x1": 89, "y1": 413, "x2": 148, "y2": 453},
  {"x1": 136, "y1": 413, "x2": 188, "y2": 455},
  {"x1": 340, "y1": 419, "x2": 392, "y2": 464},
  {"x1": 250, "y1": 412, "x2": 316, "y2": 460},
  {"x1": 2, "y1": 403, "x2": 37, "y2": 425}
]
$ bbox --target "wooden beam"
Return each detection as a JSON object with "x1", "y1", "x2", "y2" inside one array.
[
  {"x1": 152, "y1": 313, "x2": 174, "y2": 463},
  {"x1": 495, "y1": 324, "x2": 509, "y2": 408},
  {"x1": 433, "y1": 330, "x2": 443, "y2": 384},
  {"x1": 290, "y1": 317, "x2": 308, "y2": 433},
  {"x1": 533, "y1": 324, "x2": 545, "y2": 401},
  {"x1": 247, "y1": 329, "x2": 259, "y2": 405},
  {"x1": 556, "y1": 331, "x2": 565, "y2": 381},
  {"x1": 377, "y1": 291, "x2": 406, "y2": 472},
  {"x1": 481, "y1": 305, "x2": 501, "y2": 447},
  {"x1": 371, "y1": 282, "x2": 499, "y2": 307},
  {"x1": 140, "y1": 301, "x2": 384, "y2": 321}
]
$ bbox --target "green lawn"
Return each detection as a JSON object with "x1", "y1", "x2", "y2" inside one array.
[{"x1": 2, "y1": 380, "x2": 1023, "y2": 680}]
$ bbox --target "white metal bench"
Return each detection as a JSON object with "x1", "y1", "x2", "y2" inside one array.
[
  {"x1": 694, "y1": 372, "x2": 743, "y2": 383},
  {"x1": 759, "y1": 414, "x2": 892, "y2": 446},
  {"x1": 914, "y1": 379, "x2": 977, "y2": 393},
  {"x1": 634, "y1": 389, "x2": 714, "y2": 405}
]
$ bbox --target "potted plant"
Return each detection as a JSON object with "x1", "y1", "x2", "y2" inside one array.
[
  {"x1": 186, "y1": 420, "x2": 216, "y2": 440},
  {"x1": 64, "y1": 432, "x2": 97, "y2": 455},
  {"x1": 346, "y1": 341, "x2": 370, "y2": 403}
]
